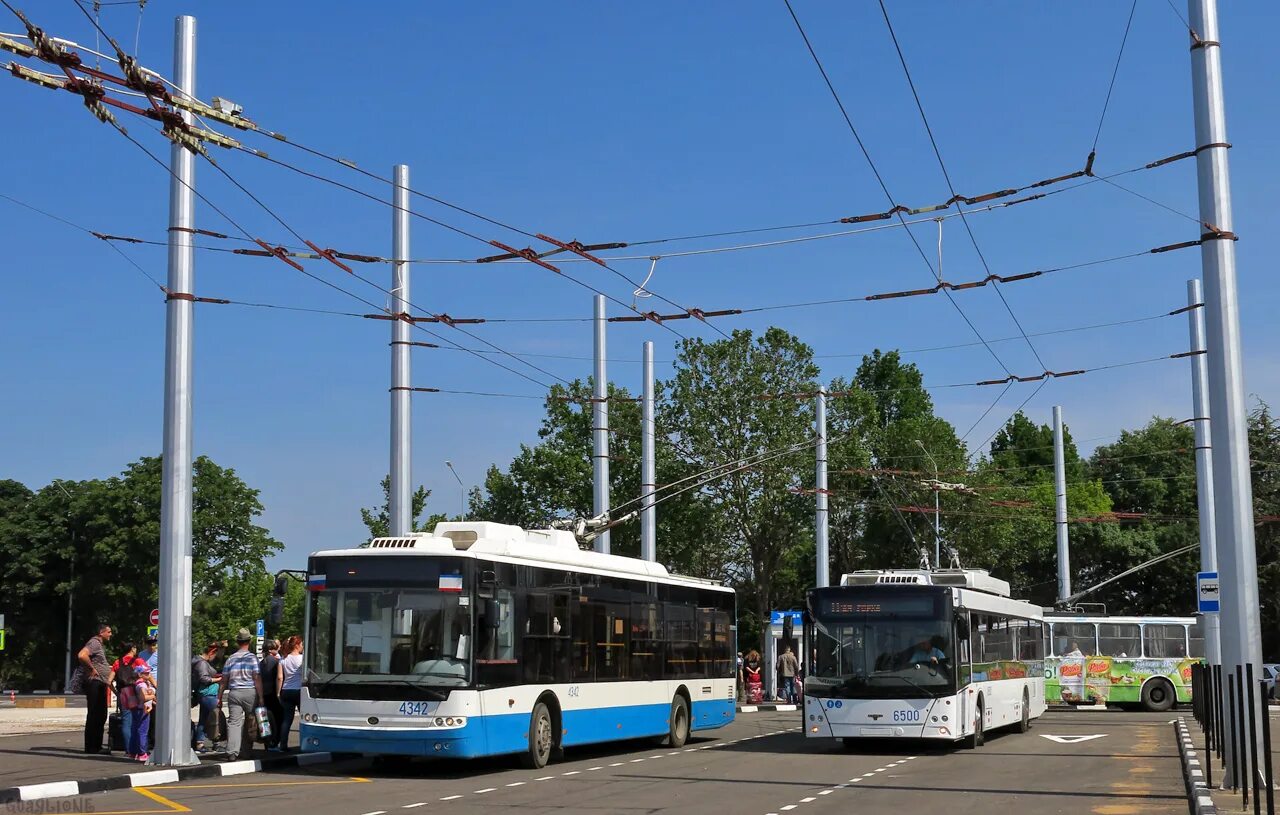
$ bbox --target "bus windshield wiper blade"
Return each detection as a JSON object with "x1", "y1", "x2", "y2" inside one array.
[{"x1": 387, "y1": 678, "x2": 449, "y2": 701}]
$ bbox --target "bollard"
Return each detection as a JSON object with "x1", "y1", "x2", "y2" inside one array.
[
  {"x1": 1218, "y1": 664, "x2": 1227, "y2": 764},
  {"x1": 1205, "y1": 668, "x2": 1214, "y2": 789},
  {"x1": 1229, "y1": 682, "x2": 1240, "y2": 791},
  {"x1": 1247, "y1": 664, "x2": 1260, "y2": 815},
  {"x1": 1261, "y1": 678, "x2": 1275, "y2": 815},
  {"x1": 1237, "y1": 667, "x2": 1249, "y2": 805}
]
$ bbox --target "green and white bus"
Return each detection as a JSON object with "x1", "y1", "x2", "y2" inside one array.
[{"x1": 1043, "y1": 613, "x2": 1203, "y2": 711}]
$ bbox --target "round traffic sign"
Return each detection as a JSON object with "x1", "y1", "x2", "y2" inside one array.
[{"x1": 149, "y1": 608, "x2": 160, "y2": 626}]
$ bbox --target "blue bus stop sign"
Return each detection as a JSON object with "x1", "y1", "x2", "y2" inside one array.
[{"x1": 1197, "y1": 571, "x2": 1220, "y2": 613}]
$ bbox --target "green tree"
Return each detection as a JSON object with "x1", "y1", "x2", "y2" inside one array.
[
  {"x1": 359, "y1": 475, "x2": 436, "y2": 541},
  {"x1": 1248, "y1": 403, "x2": 1280, "y2": 660},
  {"x1": 662, "y1": 328, "x2": 818, "y2": 654}
]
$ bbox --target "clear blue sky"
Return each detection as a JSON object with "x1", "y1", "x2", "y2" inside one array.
[{"x1": 2, "y1": 2, "x2": 1276, "y2": 572}]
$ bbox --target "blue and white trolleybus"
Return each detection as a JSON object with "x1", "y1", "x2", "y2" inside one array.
[{"x1": 299, "y1": 522, "x2": 736, "y2": 767}]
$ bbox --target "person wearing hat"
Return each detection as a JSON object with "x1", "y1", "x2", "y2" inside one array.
[{"x1": 217, "y1": 628, "x2": 263, "y2": 759}]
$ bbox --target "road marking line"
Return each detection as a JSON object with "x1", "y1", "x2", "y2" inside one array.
[
  {"x1": 781, "y1": 806, "x2": 797, "y2": 812},
  {"x1": 474, "y1": 788, "x2": 495, "y2": 794},
  {"x1": 165, "y1": 779, "x2": 370, "y2": 790},
  {"x1": 535, "y1": 776, "x2": 554, "y2": 781},
  {"x1": 874, "y1": 768, "x2": 886, "y2": 772},
  {"x1": 801, "y1": 797, "x2": 816, "y2": 802},
  {"x1": 401, "y1": 804, "x2": 427, "y2": 809},
  {"x1": 819, "y1": 790, "x2": 833, "y2": 795},
  {"x1": 630, "y1": 758, "x2": 646, "y2": 763},
  {"x1": 586, "y1": 767, "x2": 603, "y2": 771},
  {"x1": 439, "y1": 795, "x2": 463, "y2": 801},
  {"x1": 506, "y1": 781, "x2": 526, "y2": 786},
  {"x1": 562, "y1": 771, "x2": 580, "y2": 776},
  {"x1": 359, "y1": 811, "x2": 387, "y2": 815},
  {"x1": 132, "y1": 787, "x2": 190, "y2": 814},
  {"x1": 862, "y1": 773, "x2": 876, "y2": 777},
  {"x1": 667, "y1": 751, "x2": 680, "y2": 755},
  {"x1": 610, "y1": 762, "x2": 625, "y2": 766}
]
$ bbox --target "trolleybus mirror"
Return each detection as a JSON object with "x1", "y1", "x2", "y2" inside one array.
[
  {"x1": 955, "y1": 614, "x2": 970, "y2": 640},
  {"x1": 481, "y1": 598, "x2": 500, "y2": 629},
  {"x1": 268, "y1": 596, "x2": 285, "y2": 627},
  {"x1": 273, "y1": 575, "x2": 289, "y2": 597}
]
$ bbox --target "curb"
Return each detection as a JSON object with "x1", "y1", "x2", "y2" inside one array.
[
  {"x1": 737, "y1": 704, "x2": 798, "y2": 713},
  {"x1": 1174, "y1": 717, "x2": 1218, "y2": 815},
  {"x1": 0, "y1": 751, "x2": 357, "y2": 805}
]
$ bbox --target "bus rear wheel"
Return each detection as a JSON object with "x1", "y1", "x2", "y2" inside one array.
[
  {"x1": 1142, "y1": 678, "x2": 1176, "y2": 712},
  {"x1": 1017, "y1": 689, "x2": 1031, "y2": 733},
  {"x1": 668, "y1": 695, "x2": 691, "y2": 748},
  {"x1": 520, "y1": 701, "x2": 554, "y2": 769}
]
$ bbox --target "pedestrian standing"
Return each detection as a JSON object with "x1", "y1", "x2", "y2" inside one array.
[
  {"x1": 72, "y1": 623, "x2": 113, "y2": 754},
  {"x1": 259, "y1": 640, "x2": 283, "y2": 750},
  {"x1": 218, "y1": 629, "x2": 263, "y2": 759},
  {"x1": 277, "y1": 635, "x2": 304, "y2": 752},
  {"x1": 142, "y1": 635, "x2": 159, "y2": 751},
  {"x1": 190, "y1": 642, "x2": 222, "y2": 753},
  {"x1": 118, "y1": 660, "x2": 154, "y2": 762},
  {"x1": 776, "y1": 645, "x2": 799, "y2": 704}
]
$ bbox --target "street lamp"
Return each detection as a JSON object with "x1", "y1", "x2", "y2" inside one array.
[
  {"x1": 445, "y1": 461, "x2": 466, "y2": 521},
  {"x1": 914, "y1": 440, "x2": 941, "y2": 569}
]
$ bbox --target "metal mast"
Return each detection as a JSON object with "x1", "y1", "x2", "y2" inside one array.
[
  {"x1": 1053, "y1": 405, "x2": 1070, "y2": 602},
  {"x1": 1187, "y1": 278, "x2": 1220, "y2": 666},
  {"x1": 156, "y1": 14, "x2": 197, "y2": 767},
  {"x1": 592, "y1": 295, "x2": 610, "y2": 554},
  {"x1": 815, "y1": 387, "x2": 829, "y2": 587},
  {"x1": 389, "y1": 165, "x2": 412, "y2": 536},
  {"x1": 640, "y1": 341, "x2": 656, "y2": 562}
]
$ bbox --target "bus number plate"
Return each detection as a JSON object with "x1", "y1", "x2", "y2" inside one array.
[
  {"x1": 892, "y1": 709, "x2": 921, "y2": 722},
  {"x1": 398, "y1": 701, "x2": 433, "y2": 716}
]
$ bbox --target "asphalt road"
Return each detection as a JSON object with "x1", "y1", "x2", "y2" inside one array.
[{"x1": 72, "y1": 709, "x2": 1188, "y2": 815}]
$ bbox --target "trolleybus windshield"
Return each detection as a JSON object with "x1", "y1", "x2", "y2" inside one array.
[{"x1": 806, "y1": 587, "x2": 954, "y2": 699}]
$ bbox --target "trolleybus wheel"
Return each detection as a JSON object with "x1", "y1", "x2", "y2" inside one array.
[
  {"x1": 963, "y1": 700, "x2": 984, "y2": 749},
  {"x1": 1017, "y1": 688, "x2": 1031, "y2": 733},
  {"x1": 1141, "y1": 678, "x2": 1175, "y2": 712},
  {"x1": 668, "y1": 695, "x2": 691, "y2": 748},
  {"x1": 521, "y1": 701, "x2": 555, "y2": 769}
]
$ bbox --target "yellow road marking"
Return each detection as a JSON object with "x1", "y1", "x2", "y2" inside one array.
[{"x1": 133, "y1": 786, "x2": 191, "y2": 812}]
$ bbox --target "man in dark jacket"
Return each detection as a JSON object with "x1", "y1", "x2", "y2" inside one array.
[{"x1": 258, "y1": 640, "x2": 283, "y2": 750}]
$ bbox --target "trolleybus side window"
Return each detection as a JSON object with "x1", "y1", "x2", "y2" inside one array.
[
  {"x1": 1142, "y1": 623, "x2": 1188, "y2": 658},
  {"x1": 1188, "y1": 622, "x2": 1205, "y2": 658},
  {"x1": 630, "y1": 600, "x2": 661, "y2": 679},
  {"x1": 1052, "y1": 622, "x2": 1097, "y2": 656},
  {"x1": 1098, "y1": 623, "x2": 1141, "y2": 657}
]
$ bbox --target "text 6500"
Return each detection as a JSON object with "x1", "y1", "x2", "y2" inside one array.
[{"x1": 892, "y1": 709, "x2": 921, "y2": 722}]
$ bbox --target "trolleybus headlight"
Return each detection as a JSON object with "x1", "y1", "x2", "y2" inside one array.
[
  {"x1": 941, "y1": 715, "x2": 948, "y2": 721},
  {"x1": 455, "y1": 717, "x2": 465, "y2": 726},
  {"x1": 445, "y1": 717, "x2": 454, "y2": 726},
  {"x1": 368, "y1": 716, "x2": 379, "y2": 725},
  {"x1": 435, "y1": 717, "x2": 445, "y2": 727}
]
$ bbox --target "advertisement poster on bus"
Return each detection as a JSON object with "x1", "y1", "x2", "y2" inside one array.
[{"x1": 1045, "y1": 656, "x2": 1195, "y2": 704}]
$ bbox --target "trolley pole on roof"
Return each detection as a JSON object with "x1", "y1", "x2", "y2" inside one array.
[
  {"x1": 592, "y1": 295, "x2": 611, "y2": 554},
  {"x1": 1186, "y1": 278, "x2": 1221, "y2": 666},
  {"x1": 1053, "y1": 406, "x2": 1070, "y2": 603},
  {"x1": 1187, "y1": 0, "x2": 1263, "y2": 786},
  {"x1": 815, "y1": 387, "x2": 829, "y2": 588},
  {"x1": 389, "y1": 164, "x2": 412, "y2": 537},
  {"x1": 640, "y1": 341, "x2": 656, "y2": 562},
  {"x1": 156, "y1": 14, "x2": 198, "y2": 767}
]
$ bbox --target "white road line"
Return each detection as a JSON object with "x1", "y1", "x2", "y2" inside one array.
[
  {"x1": 610, "y1": 762, "x2": 625, "y2": 766},
  {"x1": 818, "y1": 790, "x2": 833, "y2": 795},
  {"x1": 439, "y1": 795, "x2": 462, "y2": 801},
  {"x1": 586, "y1": 767, "x2": 602, "y2": 772},
  {"x1": 650, "y1": 755, "x2": 664, "y2": 759},
  {"x1": 630, "y1": 758, "x2": 646, "y2": 763},
  {"x1": 473, "y1": 788, "x2": 496, "y2": 794},
  {"x1": 506, "y1": 781, "x2": 526, "y2": 787},
  {"x1": 801, "y1": 797, "x2": 816, "y2": 803},
  {"x1": 862, "y1": 773, "x2": 876, "y2": 778},
  {"x1": 535, "y1": 776, "x2": 555, "y2": 781},
  {"x1": 401, "y1": 804, "x2": 428, "y2": 809},
  {"x1": 781, "y1": 806, "x2": 797, "y2": 812},
  {"x1": 361, "y1": 811, "x2": 387, "y2": 815},
  {"x1": 562, "y1": 771, "x2": 580, "y2": 776}
]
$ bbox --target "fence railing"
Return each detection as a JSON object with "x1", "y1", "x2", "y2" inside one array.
[{"x1": 1189, "y1": 661, "x2": 1275, "y2": 815}]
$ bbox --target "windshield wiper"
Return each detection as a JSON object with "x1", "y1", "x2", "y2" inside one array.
[
  {"x1": 309, "y1": 671, "x2": 346, "y2": 695},
  {"x1": 386, "y1": 678, "x2": 449, "y2": 701}
]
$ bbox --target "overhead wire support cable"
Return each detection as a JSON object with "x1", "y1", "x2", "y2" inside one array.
[
  {"x1": 1090, "y1": 0, "x2": 1141, "y2": 156},
  {"x1": 780, "y1": 0, "x2": 1014, "y2": 377},
  {"x1": 876, "y1": 0, "x2": 1049, "y2": 372}
]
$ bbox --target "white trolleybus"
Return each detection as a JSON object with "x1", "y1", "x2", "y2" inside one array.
[
  {"x1": 299, "y1": 522, "x2": 736, "y2": 767},
  {"x1": 803, "y1": 568, "x2": 1046, "y2": 748}
]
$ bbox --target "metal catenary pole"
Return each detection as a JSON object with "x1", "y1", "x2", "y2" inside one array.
[
  {"x1": 389, "y1": 165, "x2": 412, "y2": 536},
  {"x1": 1053, "y1": 405, "x2": 1071, "y2": 602},
  {"x1": 1188, "y1": 0, "x2": 1264, "y2": 785},
  {"x1": 592, "y1": 295, "x2": 610, "y2": 554},
  {"x1": 640, "y1": 341, "x2": 656, "y2": 562},
  {"x1": 1188, "y1": 278, "x2": 1222, "y2": 666},
  {"x1": 156, "y1": 14, "x2": 197, "y2": 767},
  {"x1": 815, "y1": 387, "x2": 829, "y2": 588}
]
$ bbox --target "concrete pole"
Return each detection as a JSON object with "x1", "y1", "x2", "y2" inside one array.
[
  {"x1": 592, "y1": 295, "x2": 610, "y2": 554},
  {"x1": 640, "y1": 341, "x2": 656, "y2": 562},
  {"x1": 1187, "y1": 0, "x2": 1263, "y2": 785},
  {"x1": 1053, "y1": 406, "x2": 1071, "y2": 603},
  {"x1": 1187, "y1": 278, "x2": 1221, "y2": 666},
  {"x1": 815, "y1": 388, "x2": 829, "y2": 588},
  {"x1": 389, "y1": 165, "x2": 412, "y2": 536},
  {"x1": 156, "y1": 14, "x2": 197, "y2": 767}
]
